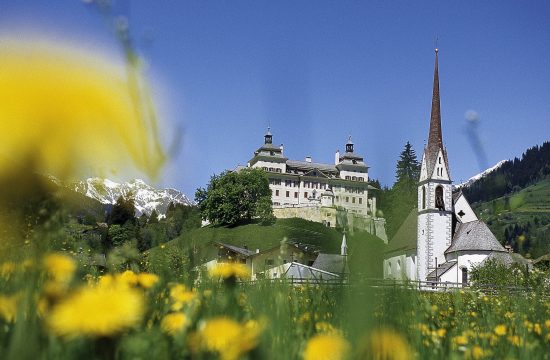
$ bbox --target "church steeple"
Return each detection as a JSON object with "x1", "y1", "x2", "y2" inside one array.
[{"x1": 427, "y1": 49, "x2": 443, "y2": 155}]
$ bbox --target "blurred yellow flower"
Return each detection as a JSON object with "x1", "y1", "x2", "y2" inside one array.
[
  {"x1": 161, "y1": 312, "x2": 188, "y2": 335},
  {"x1": 0, "y1": 36, "x2": 164, "y2": 179},
  {"x1": 304, "y1": 333, "x2": 350, "y2": 360},
  {"x1": 169, "y1": 284, "x2": 197, "y2": 311},
  {"x1": 43, "y1": 253, "x2": 76, "y2": 283},
  {"x1": 453, "y1": 335, "x2": 468, "y2": 346},
  {"x1": 494, "y1": 325, "x2": 507, "y2": 336},
  {"x1": 137, "y1": 273, "x2": 159, "y2": 289},
  {"x1": 465, "y1": 345, "x2": 487, "y2": 359},
  {"x1": 0, "y1": 262, "x2": 16, "y2": 278},
  {"x1": 361, "y1": 329, "x2": 411, "y2": 360},
  {"x1": 47, "y1": 281, "x2": 144, "y2": 337},
  {"x1": 118, "y1": 270, "x2": 139, "y2": 286},
  {"x1": 545, "y1": 319, "x2": 550, "y2": 329},
  {"x1": 208, "y1": 263, "x2": 251, "y2": 280},
  {"x1": 0, "y1": 294, "x2": 19, "y2": 322},
  {"x1": 198, "y1": 317, "x2": 261, "y2": 360}
]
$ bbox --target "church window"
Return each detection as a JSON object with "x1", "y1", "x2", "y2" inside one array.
[
  {"x1": 275, "y1": 190, "x2": 279, "y2": 196},
  {"x1": 435, "y1": 186, "x2": 444, "y2": 210},
  {"x1": 439, "y1": 157, "x2": 441, "y2": 164},
  {"x1": 422, "y1": 186, "x2": 426, "y2": 209},
  {"x1": 461, "y1": 267, "x2": 468, "y2": 285},
  {"x1": 286, "y1": 191, "x2": 289, "y2": 197}
]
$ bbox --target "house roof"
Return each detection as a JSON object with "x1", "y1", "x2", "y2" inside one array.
[
  {"x1": 216, "y1": 243, "x2": 255, "y2": 257},
  {"x1": 384, "y1": 209, "x2": 417, "y2": 254},
  {"x1": 286, "y1": 160, "x2": 338, "y2": 174},
  {"x1": 312, "y1": 254, "x2": 349, "y2": 274},
  {"x1": 427, "y1": 260, "x2": 457, "y2": 280},
  {"x1": 445, "y1": 220, "x2": 506, "y2": 254}
]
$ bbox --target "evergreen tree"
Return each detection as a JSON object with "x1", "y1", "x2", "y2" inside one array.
[
  {"x1": 394, "y1": 141, "x2": 420, "y2": 189},
  {"x1": 149, "y1": 209, "x2": 159, "y2": 224},
  {"x1": 108, "y1": 196, "x2": 136, "y2": 225}
]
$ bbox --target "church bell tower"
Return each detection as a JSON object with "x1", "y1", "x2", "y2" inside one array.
[{"x1": 417, "y1": 49, "x2": 453, "y2": 282}]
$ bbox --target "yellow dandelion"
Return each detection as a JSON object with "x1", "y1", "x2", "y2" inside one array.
[
  {"x1": 43, "y1": 253, "x2": 76, "y2": 283},
  {"x1": 507, "y1": 335, "x2": 522, "y2": 347},
  {"x1": 0, "y1": 262, "x2": 16, "y2": 278},
  {"x1": 304, "y1": 333, "x2": 350, "y2": 360},
  {"x1": 47, "y1": 281, "x2": 144, "y2": 337},
  {"x1": 534, "y1": 323, "x2": 542, "y2": 335},
  {"x1": 118, "y1": 270, "x2": 139, "y2": 286},
  {"x1": 545, "y1": 319, "x2": 550, "y2": 329},
  {"x1": 465, "y1": 345, "x2": 487, "y2": 360},
  {"x1": 137, "y1": 273, "x2": 159, "y2": 289},
  {"x1": 208, "y1": 263, "x2": 251, "y2": 280},
  {"x1": 436, "y1": 328, "x2": 446, "y2": 338},
  {"x1": 198, "y1": 317, "x2": 261, "y2": 360},
  {"x1": 161, "y1": 312, "x2": 188, "y2": 335},
  {"x1": 0, "y1": 294, "x2": 19, "y2": 322},
  {"x1": 494, "y1": 324, "x2": 507, "y2": 336},
  {"x1": 169, "y1": 284, "x2": 197, "y2": 311},
  {"x1": 453, "y1": 335, "x2": 468, "y2": 346},
  {"x1": 361, "y1": 328, "x2": 411, "y2": 360},
  {"x1": 0, "y1": 36, "x2": 165, "y2": 179}
]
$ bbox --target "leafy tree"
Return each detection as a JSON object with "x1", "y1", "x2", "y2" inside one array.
[
  {"x1": 257, "y1": 197, "x2": 276, "y2": 225},
  {"x1": 195, "y1": 168, "x2": 272, "y2": 226}
]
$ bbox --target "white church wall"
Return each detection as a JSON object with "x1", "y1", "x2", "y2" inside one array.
[
  {"x1": 429, "y1": 149, "x2": 450, "y2": 181},
  {"x1": 454, "y1": 195, "x2": 478, "y2": 223}
]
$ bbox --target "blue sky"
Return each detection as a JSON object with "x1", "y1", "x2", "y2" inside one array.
[{"x1": 2, "y1": 1, "x2": 549, "y2": 196}]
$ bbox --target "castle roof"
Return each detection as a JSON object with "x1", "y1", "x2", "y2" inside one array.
[{"x1": 445, "y1": 220, "x2": 506, "y2": 254}]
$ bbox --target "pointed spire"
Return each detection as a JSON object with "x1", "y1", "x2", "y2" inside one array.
[
  {"x1": 427, "y1": 48, "x2": 443, "y2": 152},
  {"x1": 341, "y1": 232, "x2": 348, "y2": 256}
]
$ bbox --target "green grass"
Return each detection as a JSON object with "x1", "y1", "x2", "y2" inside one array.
[{"x1": 154, "y1": 218, "x2": 386, "y2": 277}]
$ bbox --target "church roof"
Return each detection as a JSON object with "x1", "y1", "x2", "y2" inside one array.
[
  {"x1": 445, "y1": 220, "x2": 506, "y2": 254},
  {"x1": 384, "y1": 209, "x2": 417, "y2": 255},
  {"x1": 424, "y1": 49, "x2": 451, "y2": 180},
  {"x1": 312, "y1": 253, "x2": 349, "y2": 274},
  {"x1": 427, "y1": 260, "x2": 457, "y2": 280}
]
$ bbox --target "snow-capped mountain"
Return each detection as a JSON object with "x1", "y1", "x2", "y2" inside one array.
[
  {"x1": 71, "y1": 178, "x2": 194, "y2": 216},
  {"x1": 454, "y1": 160, "x2": 508, "y2": 189}
]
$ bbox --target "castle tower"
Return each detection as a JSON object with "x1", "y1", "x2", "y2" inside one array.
[{"x1": 417, "y1": 49, "x2": 453, "y2": 282}]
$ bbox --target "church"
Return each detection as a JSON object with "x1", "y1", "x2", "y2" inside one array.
[{"x1": 383, "y1": 49, "x2": 522, "y2": 285}]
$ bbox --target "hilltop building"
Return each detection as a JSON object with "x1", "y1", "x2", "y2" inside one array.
[
  {"x1": 244, "y1": 131, "x2": 387, "y2": 240},
  {"x1": 384, "y1": 49, "x2": 524, "y2": 285}
]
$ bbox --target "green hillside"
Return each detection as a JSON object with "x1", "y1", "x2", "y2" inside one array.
[
  {"x1": 474, "y1": 178, "x2": 550, "y2": 258},
  {"x1": 153, "y1": 218, "x2": 386, "y2": 277}
]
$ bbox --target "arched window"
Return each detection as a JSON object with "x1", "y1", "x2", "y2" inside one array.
[
  {"x1": 435, "y1": 186, "x2": 444, "y2": 210},
  {"x1": 461, "y1": 267, "x2": 468, "y2": 285},
  {"x1": 422, "y1": 186, "x2": 426, "y2": 209}
]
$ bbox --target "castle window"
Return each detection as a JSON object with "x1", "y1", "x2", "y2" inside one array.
[
  {"x1": 352, "y1": 197, "x2": 356, "y2": 204},
  {"x1": 345, "y1": 197, "x2": 349, "y2": 202},
  {"x1": 335, "y1": 196, "x2": 339, "y2": 202},
  {"x1": 285, "y1": 180, "x2": 291, "y2": 187},
  {"x1": 286, "y1": 191, "x2": 289, "y2": 197},
  {"x1": 304, "y1": 192, "x2": 308, "y2": 198},
  {"x1": 294, "y1": 192, "x2": 298, "y2": 198},
  {"x1": 359, "y1": 198, "x2": 363, "y2": 204},
  {"x1": 435, "y1": 186, "x2": 444, "y2": 210},
  {"x1": 275, "y1": 190, "x2": 279, "y2": 196},
  {"x1": 345, "y1": 176, "x2": 350, "y2": 180},
  {"x1": 352, "y1": 176, "x2": 356, "y2": 181}
]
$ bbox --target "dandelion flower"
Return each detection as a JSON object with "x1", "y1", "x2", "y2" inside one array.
[
  {"x1": 0, "y1": 262, "x2": 16, "y2": 278},
  {"x1": 43, "y1": 253, "x2": 76, "y2": 283},
  {"x1": 198, "y1": 317, "x2": 261, "y2": 360},
  {"x1": 361, "y1": 328, "x2": 412, "y2": 360},
  {"x1": 208, "y1": 263, "x2": 251, "y2": 280},
  {"x1": 169, "y1": 284, "x2": 197, "y2": 311},
  {"x1": 118, "y1": 270, "x2": 139, "y2": 286},
  {"x1": 47, "y1": 281, "x2": 144, "y2": 337},
  {"x1": 494, "y1": 325, "x2": 507, "y2": 336},
  {"x1": 304, "y1": 333, "x2": 350, "y2": 360},
  {"x1": 137, "y1": 273, "x2": 159, "y2": 289},
  {"x1": 161, "y1": 312, "x2": 188, "y2": 335},
  {"x1": 0, "y1": 294, "x2": 19, "y2": 322}
]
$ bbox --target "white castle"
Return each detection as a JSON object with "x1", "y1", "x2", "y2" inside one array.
[
  {"x1": 243, "y1": 131, "x2": 387, "y2": 240},
  {"x1": 384, "y1": 49, "x2": 527, "y2": 284}
]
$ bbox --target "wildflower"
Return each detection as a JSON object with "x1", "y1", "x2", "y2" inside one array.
[
  {"x1": 169, "y1": 284, "x2": 197, "y2": 311},
  {"x1": 47, "y1": 281, "x2": 144, "y2": 337},
  {"x1": 436, "y1": 328, "x2": 446, "y2": 338},
  {"x1": 198, "y1": 317, "x2": 261, "y2": 360},
  {"x1": 0, "y1": 262, "x2": 16, "y2": 278},
  {"x1": 507, "y1": 335, "x2": 522, "y2": 347},
  {"x1": 137, "y1": 273, "x2": 159, "y2": 289},
  {"x1": 161, "y1": 312, "x2": 188, "y2": 335},
  {"x1": 453, "y1": 335, "x2": 468, "y2": 346},
  {"x1": 0, "y1": 294, "x2": 19, "y2": 322},
  {"x1": 0, "y1": 36, "x2": 165, "y2": 179},
  {"x1": 534, "y1": 323, "x2": 542, "y2": 335},
  {"x1": 494, "y1": 325, "x2": 507, "y2": 336},
  {"x1": 315, "y1": 321, "x2": 339, "y2": 335},
  {"x1": 208, "y1": 263, "x2": 250, "y2": 280},
  {"x1": 304, "y1": 333, "x2": 350, "y2": 360},
  {"x1": 118, "y1": 270, "x2": 139, "y2": 286},
  {"x1": 465, "y1": 345, "x2": 486, "y2": 359},
  {"x1": 359, "y1": 328, "x2": 412, "y2": 360},
  {"x1": 545, "y1": 319, "x2": 550, "y2": 329},
  {"x1": 43, "y1": 253, "x2": 76, "y2": 283}
]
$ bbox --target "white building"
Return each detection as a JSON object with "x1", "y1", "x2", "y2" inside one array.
[
  {"x1": 384, "y1": 49, "x2": 523, "y2": 285},
  {"x1": 245, "y1": 130, "x2": 386, "y2": 239}
]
